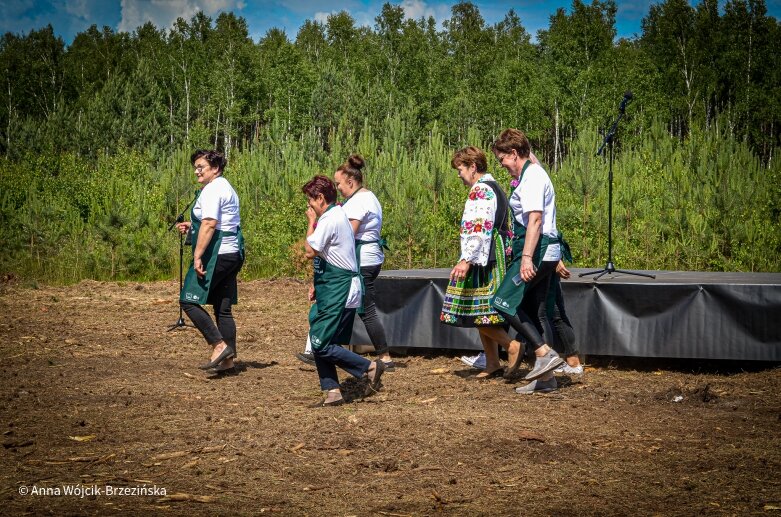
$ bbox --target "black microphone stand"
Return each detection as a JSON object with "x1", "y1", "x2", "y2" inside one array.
[
  {"x1": 579, "y1": 95, "x2": 656, "y2": 282},
  {"x1": 167, "y1": 196, "x2": 197, "y2": 331}
]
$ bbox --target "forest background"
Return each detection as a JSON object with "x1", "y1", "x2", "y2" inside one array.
[{"x1": 1, "y1": 0, "x2": 779, "y2": 283}]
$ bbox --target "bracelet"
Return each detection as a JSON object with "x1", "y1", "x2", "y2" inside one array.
[{"x1": 522, "y1": 254, "x2": 532, "y2": 258}]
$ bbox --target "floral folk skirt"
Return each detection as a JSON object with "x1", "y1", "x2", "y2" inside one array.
[{"x1": 440, "y1": 236, "x2": 507, "y2": 328}]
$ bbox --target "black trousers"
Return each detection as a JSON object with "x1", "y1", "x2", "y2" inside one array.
[
  {"x1": 503, "y1": 260, "x2": 558, "y2": 350},
  {"x1": 549, "y1": 275, "x2": 578, "y2": 357},
  {"x1": 359, "y1": 264, "x2": 389, "y2": 355},
  {"x1": 181, "y1": 252, "x2": 244, "y2": 352}
]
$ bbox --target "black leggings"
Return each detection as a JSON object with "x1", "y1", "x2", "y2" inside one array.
[
  {"x1": 359, "y1": 264, "x2": 389, "y2": 355},
  {"x1": 549, "y1": 275, "x2": 578, "y2": 357},
  {"x1": 502, "y1": 260, "x2": 558, "y2": 351},
  {"x1": 181, "y1": 252, "x2": 243, "y2": 352}
]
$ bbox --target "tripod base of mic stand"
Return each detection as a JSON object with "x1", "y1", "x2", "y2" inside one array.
[
  {"x1": 579, "y1": 261, "x2": 656, "y2": 281},
  {"x1": 167, "y1": 316, "x2": 196, "y2": 332}
]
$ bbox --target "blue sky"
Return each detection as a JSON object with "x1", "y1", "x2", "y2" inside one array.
[{"x1": 2, "y1": 0, "x2": 779, "y2": 44}]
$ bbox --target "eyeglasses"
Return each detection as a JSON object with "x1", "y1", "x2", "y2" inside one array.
[
  {"x1": 496, "y1": 151, "x2": 515, "y2": 165},
  {"x1": 194, "y1": 164, "x2": 208, "y2": 174}
]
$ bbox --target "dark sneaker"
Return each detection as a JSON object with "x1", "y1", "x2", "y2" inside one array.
[
  {"x1": 364, "y1": 359, "x2": 386, "y2": 397},
  {"x1": 296, "y1": 352, "x2": 316, "y2": 366},
  {"x1": 524, "y1": 349, "x2": 565, "y2": 380},
  {"x1": 514, "y1": 377, "x2": 558, "y2": 394}
]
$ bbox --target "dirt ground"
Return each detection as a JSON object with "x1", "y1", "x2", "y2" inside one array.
[{"x1": 0, "y1": 278, "x2": 780, "y2": 516}]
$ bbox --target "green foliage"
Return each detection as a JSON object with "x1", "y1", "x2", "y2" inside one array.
[
  {"x1": 1, "y1": 118, "x2": 778, "y2": 283},
  {"x1": 1, "y1": 1, "x2": 779, "y2": 162},
  {"x1": 0, "y1": 1, "x2": 779, "y2": 282},
  {"x1": 555, "y1": 119, "x2": 781, "y2": 272},
  {"x1": 0, "y1": 150, "x2": 171, "y2": 282}
]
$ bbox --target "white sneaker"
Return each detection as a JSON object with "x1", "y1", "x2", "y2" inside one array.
[
  {"x1": 460, "y1": 352, "x2": 486, "y2": 369},
  {"x1": 554, "y1": 364, "x2": 584, "y2": 375}
]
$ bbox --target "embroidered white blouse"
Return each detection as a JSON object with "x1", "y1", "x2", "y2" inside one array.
[{"x1": 459, "y1": 174, "x2": 499, "y2": 267}]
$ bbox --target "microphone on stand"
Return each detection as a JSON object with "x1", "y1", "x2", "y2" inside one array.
[
  {"x1": 184, "y1": 222, "x2": 193, "y2": 246},
  {"x1": 168, "y1": 187, "x2": 194, "y2": 231},
  {"x1": 619, "y1": 91, "x2": 633, "y2": 113},
  {"x1": 183, "y1": 189, "x2": 199, "y2": 245},
  {"x1": 166, "y1": 187, "x2": 199, "y2": 331}
]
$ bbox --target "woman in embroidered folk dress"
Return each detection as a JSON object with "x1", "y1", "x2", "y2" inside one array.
[
  {"x1": 298, "y1": 155, "x2": 395, "y2": 370},
  {"x1": 491, "y1": 129, "x2": 565, "y2": 393},
  {"x1": 440, "y1": 146, "x2": 524, "y2": 379},
  {"x1": 302, "y1": 175, "x2": 385, "y2": 407},
  {"x1": 177, "y1": 149, "x2": 244, "y2": 374}
]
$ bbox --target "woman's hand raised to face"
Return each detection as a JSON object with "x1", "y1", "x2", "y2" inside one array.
[{"x1": 306, "y1": 206, "x2": 317, "y2": 224}]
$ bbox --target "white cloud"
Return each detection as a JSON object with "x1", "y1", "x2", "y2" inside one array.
[
  {"x1": 401, "y1": 0, "x2": 450, "y2": 22},
  {"x1": 352, "y1": 9, "x2": 375, "y2": 27},
  {"x1": 201, "y1": 0, "x2": 236, "y2": 11},
  {"x1": 61, "y1": 0, "x2": 91, "y2": 19},
  {"x1": 312, "y1": 1, "x2": 448, "y2": 30},
  {"x1": 118, "y1": 0, "x2": 245, "y2": 34},
  {"x1": 398, "y1": 0, "x2": 450, "y2": 26},
  {"x1": 313, "y1": 11, "x2": 335, "y2": 24},
  {"x1": 313, "y1": 8, "x2": 376, "y2": 29},
  {"x1": 400, "y1": 0, "x2": 432, "y2": 20},
  {"x1": 284, "y1": 0, "x2": 360, "y2": 15}
]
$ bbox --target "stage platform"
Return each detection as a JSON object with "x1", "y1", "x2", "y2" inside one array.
[{"x1": 350, "y1": 268, "x2": 781, "y2": 361}]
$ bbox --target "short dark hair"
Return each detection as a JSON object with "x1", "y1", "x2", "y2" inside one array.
[
  {"x1": 491, "y1": 129, "x2": 530, "y2": 159},
  {"x1": 451, "y1": 146, "x2": 487, "y2": 173},
  {"x1": 191, "y1": 149, "x2": 227, "y2": 174},
  {"x1": 336, "y1": 154, "x2": 366, "y2": 184},
  {"x1": 302, "y1": 175, "x2": 337, "y2": 204}
]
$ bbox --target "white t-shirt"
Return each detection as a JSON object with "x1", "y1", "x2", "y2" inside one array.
[
  {"x1": 342, "y1": 189, "x2": 385, "y2": 267},
  {"x1": 306, "y1": 205, "x2": 362, "y2": 309},
  {"x1": 193, "y1": 176, "x2": 241, "y2": 255},
  {"x1": 508, "y1": 163, "x2": 561, "y2": 262}
]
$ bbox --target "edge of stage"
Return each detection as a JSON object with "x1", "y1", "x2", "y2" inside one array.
[{"x1": 350, "y1": 268, "x2": 781, "y2": 361}]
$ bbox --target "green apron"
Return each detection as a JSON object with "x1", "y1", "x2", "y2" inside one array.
[
  {"x1": 308, "y1": 256, "x2": 360, "y2": 351},
  {"x1": 308, "y1": 204, "x2": 361, "y2": 351},
  {"x1": 354, "y1": 237, "x2": 390, "y2": 267},
  {"x1": 492, "y1": 222, "x2": 554, "y2": 315},
  {"x1": 492, "y1": 159, "x2": 557, "y2": 316},
  {"x1": 179, "y1": 195, "x2": 244, "y2": 305}
]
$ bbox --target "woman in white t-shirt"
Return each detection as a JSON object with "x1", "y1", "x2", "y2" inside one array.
[
  {"x1": 333, "y1": 154, "x2": 394, "y2": 368},
  {"x1": 302, "y1": 175, "x2": 385, "y2": 407},
  {"x1": 298, "y1": 155, "x2": 395, "y2": 370},
  {"x1": 491, "y1": 129, "x2": 564, "y2": 394},
  {"x1": 177, "y1": 149, "x2": 244, "y2": 374}
]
